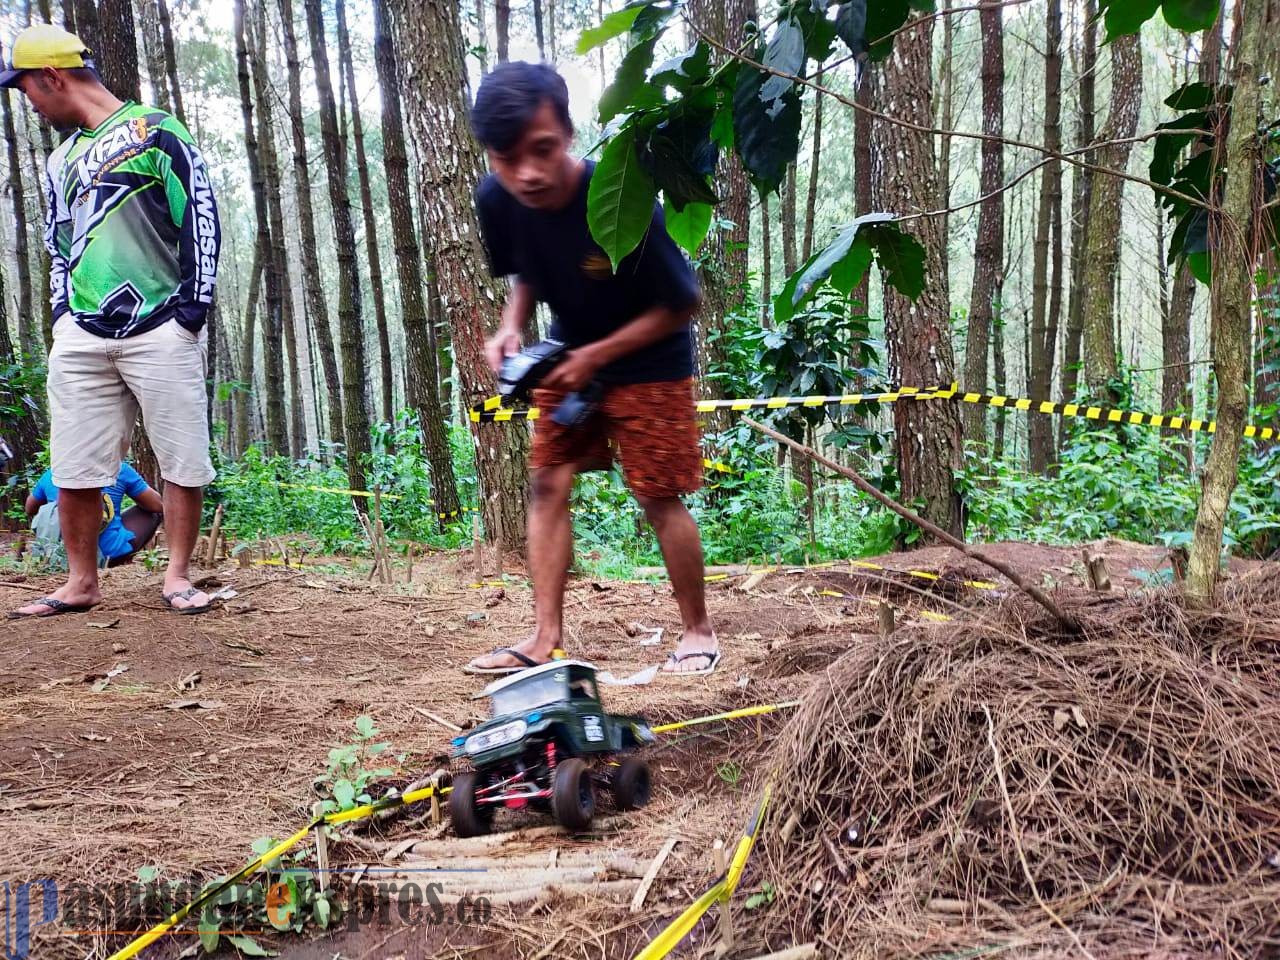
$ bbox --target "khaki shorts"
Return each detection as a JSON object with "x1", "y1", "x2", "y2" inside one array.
[{"x1": 47, "y1": 318, "x2": 215, "y2": 489}]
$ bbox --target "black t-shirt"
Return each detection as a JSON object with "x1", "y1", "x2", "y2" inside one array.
[{"x1": 475, "y1": 160, "x2": 699, "y2": 384}]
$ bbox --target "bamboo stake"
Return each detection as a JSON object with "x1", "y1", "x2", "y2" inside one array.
[
  {"x1": 204, "y1": 504, "x2": 224, "y2": 566},
  {"x1": 742, "y1": 416, "x2": 1077, "y2": 629}
]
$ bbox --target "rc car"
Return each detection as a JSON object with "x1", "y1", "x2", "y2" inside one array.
[{"x1": 448, "y1": 660, "x2": 655, "y2": 836}]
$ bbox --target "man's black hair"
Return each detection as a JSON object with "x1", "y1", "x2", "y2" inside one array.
[{"x1": 471, "y1": 61, "x2": 572, "y2": 152}]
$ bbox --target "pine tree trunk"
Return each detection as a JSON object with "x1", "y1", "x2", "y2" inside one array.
[
  {"x1": 936, "y1": 0, "x2": 954, "y2": 263},
  {"x1": 337, "y1": 0, "x2": 395, "y2": 425},
  {"x1": 279, "y1": 0, "x2": 344, "y2": 452},
  {"x1": 388, "y1": 0, "x2": 530, "y2": 545},
  {"x1": 72, "y1": 0, "x2": 101, "y2": 64},
  {"x1": 962, "y1": 1, "x2": 1004, "y2": 445},
  {"x1": 0, "y1": 269, "x2": 40, "y2": 494},
  {"x1": 547, "y1": 0, "x2": 556, "y2": 62},
  {"x1": 1027, "y1": 0, "x2": 1063, "y2": 473},
  {"x1": 0, "y1": 48, "x2": 35, "y2": 360},
  {"x1": 685, "y1": 0, "x2": 755, "y2": 396},
  {"x1": 1080, "y1": 34, "x2": 1141, "y2": 399},
  {"x1": 138, "y1": 0, "x2": 171, "y2": 112},
  {"x1": 373, "y1": 0, "x2": 460, "y2": 516},
  {"x1": 305, "y1": 0, "x2": 373, "y2": 491},
  {"x1": 781, "y1": 164, "x2": 798, "y2": 278},
  {"x1": 156, "y1": 0, "x2": 186, "y2": 125},
  {"x1": 496, "y1": 0, "x2": 510, "y2": 63},
  {"x1": 251, "y1": 0, "x2": 304, "y2": 458},
  {"x1": 476, "y1": 0, "x2": 489, "y2": 74},
  {"x1": 992, "y1": 306, "x2": 1007, "y2": 458},
  {"x1": 853, "y1": 66, "x2": 873, "y2": 312},
  {"x1": 235, "y1": 0, "x2": 286, "y2": 456},
  {"x1": 1061, "y1": 0, "x2": 1097, "y2": 411},
  {"x1": 236, "y1": 248, "x2": 264, "y2": 457},
  {"x1": 871, "y1": 23, "x2": 963, "y2": 540},
  {"x1": 760, "y1": 194, "x2": 771, "y2": 324},
  {"x1": 801, "y1": 69, "x2": 824, "y2": 261},
  {"x1": 1187, "y1": 0, "x2": 1271, "y2": 604},
  {"x1": 95, "y1": 0, "x2": 141, "y2": 101},
  {"x1": 533, "y1": 0, "x2": 545, "y2": 60}
]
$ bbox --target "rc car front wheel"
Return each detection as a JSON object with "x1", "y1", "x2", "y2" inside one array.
[
  {"x1": 611, "y1": 756, "x2": 651, "y2": 811},
  {"x1": 449, "y1": 771, "x2": 493, "y2": 838},
  {"x1": 551, "y1": 758, "x2": 595, "y2": 832}
]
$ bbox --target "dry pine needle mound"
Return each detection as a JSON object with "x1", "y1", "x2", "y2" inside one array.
[{"x1": 760, "y1": 571, "x2": 1280, "y2": 959}]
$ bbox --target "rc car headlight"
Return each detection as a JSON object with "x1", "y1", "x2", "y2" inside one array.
[{"x1": 464, "y1": 719, "x2": 527, "y2": 754}]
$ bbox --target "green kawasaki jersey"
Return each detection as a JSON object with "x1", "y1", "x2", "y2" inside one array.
[{"x1": 44, "y1": 101, "x2": 222, "y2": 338}]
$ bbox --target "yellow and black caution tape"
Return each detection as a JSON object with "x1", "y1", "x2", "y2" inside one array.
[
  {"x1": 470, "y1": 386, "x2": 944, "y2": 423},
  {"x1": 108, "y1": 783, "x2": 448, "y2": 960},
  {"x1": 937, "y1": 383, "x2": 1279, "y2": 441},
  {"x1": 632, "y1": 783, "x2": 772, "y2": 960},
  {"x1": 631, "y1": 556, "x2": 998, "y2": 592},
  {"x1": 651, "y1": 701, "x2": 801, "y2": 735}
]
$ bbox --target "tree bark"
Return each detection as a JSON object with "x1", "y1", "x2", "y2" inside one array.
[
  {"x1": 373, "y1": 0, "x2": 460, "y2": 516},
  {"x1": 388, "y1": 0, "x2": 530, "y2": 545},
  {"x1": 781, "y1": 163, "x2": 798, "y2": 278},
  {"x1": 936, "y1": 0, "x2": 954, "y2": 265},
  {"x1": 279, "y1": 0, "x2": 345, "y2": 451},
  {"x1": 992, "y1": 307, "x2": 1007, "y2": 458},
  {"x1": 0, "y1": 269, "x2": 40, "y2": 495},
  {"x1": 0, "y1": 43, "x2": 35, "y2": 360},
  {"x1": 138, "y1": 0, "x2": 170, "y2": 112},
  {"x1": 853, "y1": 65, "x2": 873, "y2": 312},
  {"x1": 684, "y1": 0, "x2": 755, "y2": 395},
  {"x1": 1027, "y1": 0, "x2": 1063, "y2": 473},
  {"x1": 235, "y1": 247, "x2": 264, "y2": 457},
  {"x1": 251, "y1": 0, "x2": 304, "y2": 458},
  {"x1": 1186, "y1": 0, "x2": 1272, "y2": 604},
  {"x1": 235, "y1": 0, "x2": 286, "y2": 456},
  {"x1": 533, "y1": 0, "x2": 545, "y2": 60},
  {"x1": 1080, "y1": 34, "x2": 1141, "y2": 399},
  {"x1": 496, "y1": 0, "x2": 510, "y2": 63},
  {"x1": 156, "y1": 0, "x2": 186, "y2": 125},
  {"x1": 1061, "y1": 0, "x2": 1097, "y2": 412},
  {"x1": 801, "y1": 69, "x2": 824, "y2": 261},
  {"x1": 475, "y1": 0, "x2": 489, "y2": 74},
  {"x1": 760, "y1": 194, "x2": 771, "y2": 324},
  {"x1": 962, "y1": 0, "x2": 1004, "y2": 445},
  {"x1": 94, "y1": 0, "x2": 141, "y2": 101},
  {"x1": 337, "y1": 0, "x2": 395, "y2": 425},
  {"x1": 72, "y1": 0, "x2": 101, "y2": 65},
  {"x1": 304, "y1": 0, "x2": 373, "y2": 491},
  {"x1": 871, "y1": 22, "x2": 963, "y2": 540}
]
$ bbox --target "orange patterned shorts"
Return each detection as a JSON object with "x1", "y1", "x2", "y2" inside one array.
[{"x1": 530, "y1": 378, "x2": 703, "y2": 498}]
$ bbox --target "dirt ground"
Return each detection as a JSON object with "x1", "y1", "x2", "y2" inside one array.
[{"x1": 0, "y1": 536, "x2": 1250, "y2": 959}]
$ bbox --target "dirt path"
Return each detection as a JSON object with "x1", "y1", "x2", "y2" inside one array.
[{"x1": 0, "y1": 538, "x2": 1229, "y2": 958}]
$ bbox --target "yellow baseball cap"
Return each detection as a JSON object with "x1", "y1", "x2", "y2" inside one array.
[{"x1": 0, "y1": 24, "x2": 93, "y2": 88}]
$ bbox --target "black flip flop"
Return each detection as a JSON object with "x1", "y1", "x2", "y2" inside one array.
[
  {"x1": 463, "y1": 646, "x2": 547, "y2": 675},
  {"x1": 163, "y1": 587, "x2": 211, "y2": 616},
  {"x1": 8, "y1": 596, "x2": 95, "y2": 620},
  {"x1": 661, "y1": 650, "x2": 722, "y2": 677}
]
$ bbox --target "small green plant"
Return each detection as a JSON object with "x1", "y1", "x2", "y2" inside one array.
[
  {"x1": 745, "y1": 882, "x2": 776, "y2": 910},
  {"x1": 314, "y1": 715, "x2": 400, "y2": 814},
  {"x1": 715, "y1": 760, "x2": 743, "y2": 788}
]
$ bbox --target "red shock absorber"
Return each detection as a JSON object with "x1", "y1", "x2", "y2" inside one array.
[{"x1": 545, "y1": 740, "x2": 557, "y2": 772}]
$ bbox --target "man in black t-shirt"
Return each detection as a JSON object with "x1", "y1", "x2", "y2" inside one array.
[{"x1": 465, "y1": 62, "x2": 719, "y2": 677}]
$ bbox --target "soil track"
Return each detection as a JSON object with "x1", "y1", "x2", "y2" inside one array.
[{"x1": 0, "y1": 538, "x2": 1243, "y2": 958}]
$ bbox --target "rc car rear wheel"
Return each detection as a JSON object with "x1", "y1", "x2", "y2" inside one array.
[
  {"x1": 551, "y1": 758, "x2": 595, "y2": 832},
  {"x1": 449, "y1": 771, "x2": 493, "y2": 837},
  {"x1": 611, "y1": 756, "x2": 651, "y2": 811}
]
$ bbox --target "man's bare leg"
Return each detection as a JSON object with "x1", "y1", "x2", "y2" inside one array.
[
  {"x1": 161, "y1": 482, "x2": 210, "y2": 610},
  {"x1": 466, "y1": 462, "x2": 576, "y2": 670},
  {"x1": 13, "y1": 488, "x2": 102, "y2": 615},
  {"x1": 637, "y1": 495, "x2": 717, "y2": 673}
]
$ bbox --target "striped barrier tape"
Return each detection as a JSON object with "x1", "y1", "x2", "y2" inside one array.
[
  {"x1": 936, "y1": 383, "x2": 1279, "y2": 441},
  {"x1": 217, "y1": 477, "x2": 478, "y2": 521},
  {"x1": 470, "y1": 386, "x2": 944, "y2": 422},
  {"x1": 632, "y1": 783, "x2": 773, "y2": 960},
  {"x1": 634, "y1": 556, "x2": 999, "y2": 592}
]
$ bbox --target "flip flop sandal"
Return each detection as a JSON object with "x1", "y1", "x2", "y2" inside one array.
[
  {"x1": 661, "y1": 650, "x2": 722, "y2": 677},
  {"x1": 463, "y1": 647, "x2": 549, "y2": 675},
  {"x1": 7, "y1": 596, "x2": 95, "y2": 620},
  {"x1": 163, "y1": 587, "x2": 212, "y2": 616}
]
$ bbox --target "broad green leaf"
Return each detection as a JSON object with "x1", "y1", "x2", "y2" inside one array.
[
  {"x1": 577, "y1": 4, "x2": 645, "y2": 54},
  {"x1": 794, "y1": 213, "x2": 895, "y2": 307},
  {"x1": 1160, "y1": 0, "x2": 1219, "y2": 31},
  {"x1": 830, "y1": 238, "x2": 875, "y2": 295},
  {"x1": 710, "y1": 99, "x2": 735, "y2": 150},
  {"x1": 587, "y1": 130, "x2": 659, "y2": 269},
  {"x1": 908, "y1": 0, "x2": 936, "y2": 9},
  {"x1": 733, "y1": 64, "x2": 802, "y2": 193},
  {"x1": 1187, "y1": 250, "x2": 1211, "y2": 283},
  {"x1": 1164, "y1": 80, "x2": 1216, "y2": 110},
  {"x1": 226, "y1": 934, "x2": 277, "y2": 957},
  {"x1": 865, "y1": 0, "x2": 911, "y2": 60},
  {"x1": 865, "y1": 224, "x2": 927, "y2": 298},
  {"x1": 1101, "y1": 0, "x2": 1160, "y2": 42},
  {"x1": 332, "y1": 780, "x2": 357, "y2": 809},
  {"x1": 834, "y1": 0, "x2": 869, "y2": 57},
  {"x1": 199, "y1": 905, "x2": 220, "y2": 954},
  {"x1": 663, "y1": 199, "x2": 713, "y2": 255},
  {"x1": 312, "y1": 896, "x2": 332, "y2": 929},
  {"x1": 599, "y1": 33, "x2": 662, "y2": 123},
  {"x1": 136, "y1": 865, "x2": 159, "y2": 883},
  {"x1": 354, "y1": 715, "x2": 376, "y2": 738},
  {"x1": 759, "y1": 19, "x2": 806, "y2": 105},
  {"x1": 639, "y1": 111, "x2": 720, "y2": 210},
  {"x1": 652, "y1": 43, "x2": 711, "y2": 90},
  {"x1": 1150, "y1": 112, "x2": 1208, "y2": 187}
]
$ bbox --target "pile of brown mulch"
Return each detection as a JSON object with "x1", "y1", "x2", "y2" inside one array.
[{"x1": 757, "y1": 569, "x2": 1280, "y2": 959}]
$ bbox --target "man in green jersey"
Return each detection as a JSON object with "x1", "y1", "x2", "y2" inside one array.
[{"x1": 3, "y1": 25, "x2": 221, "y2": 618}]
